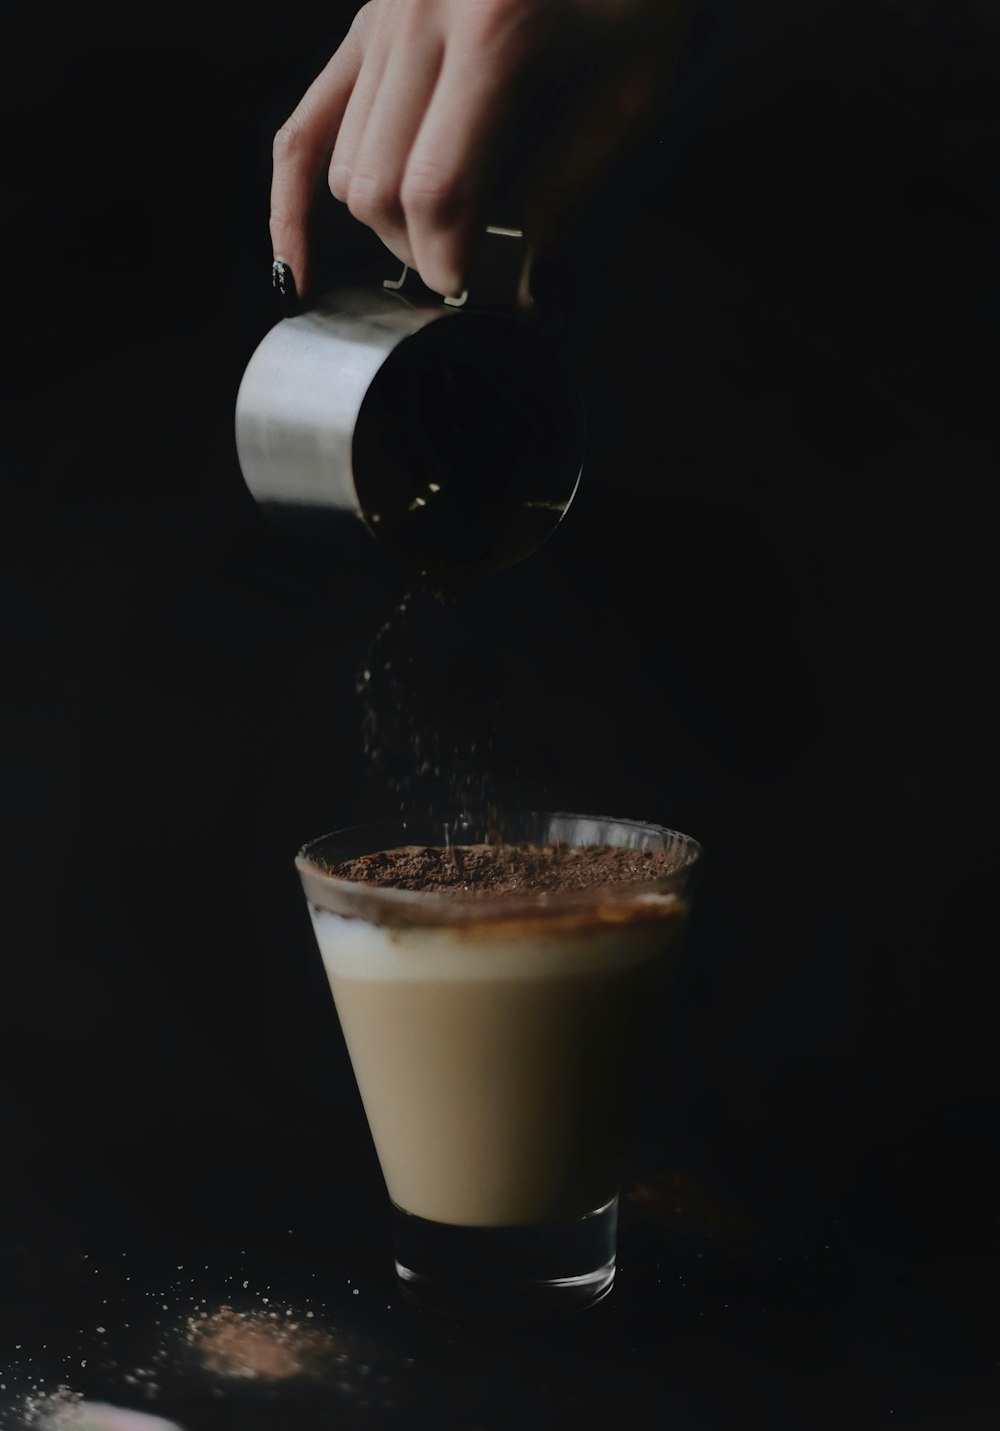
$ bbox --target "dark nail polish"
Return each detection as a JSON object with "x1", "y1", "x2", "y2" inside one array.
[{"x1": 272, "y1": 258, "x2": 299, "y2": 317}]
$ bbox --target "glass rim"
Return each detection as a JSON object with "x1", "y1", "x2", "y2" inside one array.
[{"x1": 296, "y1": 811, "x2": 702, "y2": 925}]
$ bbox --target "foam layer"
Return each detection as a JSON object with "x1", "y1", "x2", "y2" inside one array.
[{"x1": 310, "y1": 897, "x2": 679, "y2": 981}]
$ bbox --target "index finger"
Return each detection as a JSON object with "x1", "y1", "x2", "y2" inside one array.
[{"x1": 270, "y1": 29, "x2": 367, "y2": 298}]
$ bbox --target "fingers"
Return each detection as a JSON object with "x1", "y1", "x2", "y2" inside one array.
[
  {"x1": 272, "y1": 0, "x2": 653, "y2": 304},
  {"x1": 326, "y1": 3, "x2": 530, "y2": 296},
  {"x1": 327, "y1": 46, "x2": 390, "y2": 205},
  {"x1": 399, "y1": 17, "x2": 535, "y2": 297},
  {"x1": 332, "y1": 14, "x2": 445, "y2": 272},
  {"x1": 269, "y1": 13, "x2": 368, "y2": 297}
]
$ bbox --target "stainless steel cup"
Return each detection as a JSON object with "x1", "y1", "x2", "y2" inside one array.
[{"x1": 235, "y1": 229, "x2": 585, "y2": 587}]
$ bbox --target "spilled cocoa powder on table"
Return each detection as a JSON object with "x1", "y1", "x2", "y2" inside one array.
[
  {"x1": 184, "y1": 1306, "x2": 335, "y2": 1382},
  {"x1": 325, "y1": 843, "x2": 678, "y2": 895}
]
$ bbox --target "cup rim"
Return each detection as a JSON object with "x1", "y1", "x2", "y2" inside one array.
[{"x1": 296, "y1": 811, "x2": 702, "y2": 926}]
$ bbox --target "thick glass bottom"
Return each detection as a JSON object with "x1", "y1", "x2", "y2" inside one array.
[{"x1": 391, "y1": 1196, "x2": 618, "y2": 1323}]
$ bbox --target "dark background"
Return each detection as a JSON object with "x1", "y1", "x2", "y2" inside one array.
[{"x1": 2, "y1": 1, "x2": 999, "y2": 1422}]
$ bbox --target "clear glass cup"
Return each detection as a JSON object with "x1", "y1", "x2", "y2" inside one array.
[{"x1": 296, "y1": 811, "x2": 701, "y2": 1321}]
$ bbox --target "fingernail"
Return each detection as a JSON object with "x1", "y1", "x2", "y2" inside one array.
[{"x1": 272, "y1": 258, "x2": 299, "y2": 317}]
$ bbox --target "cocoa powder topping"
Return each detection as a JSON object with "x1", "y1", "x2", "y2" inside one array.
[{"x1": 324, "y1": 842, "x2": 677, "y2": 896}]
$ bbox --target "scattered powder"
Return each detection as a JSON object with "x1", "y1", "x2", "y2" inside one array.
[
  {"x1": 184, "y1": 1306, "x2": 336, "y2": 1383},
  {"x1": 627, "y1": 1170, "x2": 753, "y2": 1237},
  {"x1": 18, "y1": 1387, "x2": 82, "y2": 1429},
  {"x1": 18, "y1": 1394, "x2": 181, "y2": 1431},
  {"x1": 1, "y1": 1274, "x2": 396, "y2": 1427}
]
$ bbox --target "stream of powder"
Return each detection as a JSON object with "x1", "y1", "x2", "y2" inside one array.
[{"x1": 356, "y1": 585, "x2": 501, "y2": 823}]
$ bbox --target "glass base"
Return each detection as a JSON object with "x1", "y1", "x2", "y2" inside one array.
[{"x1": 391, "y1": 1196, "x2": 618, "y2": 1323}]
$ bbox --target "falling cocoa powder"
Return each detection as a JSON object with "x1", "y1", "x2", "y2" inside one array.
[{"x1": 356, "y1": 586, "x2": 500, "y2": 820}]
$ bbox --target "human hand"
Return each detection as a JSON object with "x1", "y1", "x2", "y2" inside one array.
[{"x1": 270, "y1": 0, "x2": 685, "y2": 302}]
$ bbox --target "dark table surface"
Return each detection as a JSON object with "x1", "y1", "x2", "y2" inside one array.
[
  {"x1": 4, "y1": 2, "x2": 1000, "y2": 1426},
  {"x1": 3, "y1": 1157, "x2": 999, "y2": 1429}
]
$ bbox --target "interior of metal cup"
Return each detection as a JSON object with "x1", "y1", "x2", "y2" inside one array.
[
  {"x1": 351, "y1": 314, "x2": 585, "y2": 581},
  {"x1": 296, "y1": 812, "x2": 702, "y2": 924}
]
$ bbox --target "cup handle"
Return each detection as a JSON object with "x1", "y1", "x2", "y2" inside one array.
[{"x1": 383, "y1": 227, "x2": 534, "y2": 314}]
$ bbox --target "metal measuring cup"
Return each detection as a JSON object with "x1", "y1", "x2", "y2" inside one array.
[{"x1": 235, "y1": 228, "x2": 585, "y2": 590}]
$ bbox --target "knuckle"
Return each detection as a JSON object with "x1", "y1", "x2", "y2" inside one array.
[
  {"x1": 349, "y1": 0, "x2": 376, "y2": 40},
  {"x1": 328, "y1": 161, "x2": 351, "y2": 203},
  {"x1": 268, "y1": 198, "x2": 297, "y2": 234},
  {"x1": 346, "y1": 172, "x2": 397, "y2": 228},
  {"x1": 400, "y1": 158, "x2": 461, "y2": 224},
  {"x1": 272, "y1": 119, "x2": 304, "y2": 163}
]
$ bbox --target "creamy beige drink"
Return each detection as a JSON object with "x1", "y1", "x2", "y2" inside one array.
[
  {"x1": 310, "y1": 893, "x2": 684, "y2": 1226},
  {"x1": 296, "y1": 815, "x2": 701, "y2": 1318}
]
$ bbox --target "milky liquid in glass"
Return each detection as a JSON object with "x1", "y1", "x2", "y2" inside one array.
[{"x1": 297, "y1": 814, "x2": 700, "y2": 1320}]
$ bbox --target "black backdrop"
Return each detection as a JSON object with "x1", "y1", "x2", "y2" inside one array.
[{"x1": 3, "y1": 0, "x2": 999, "y2": 1362}]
